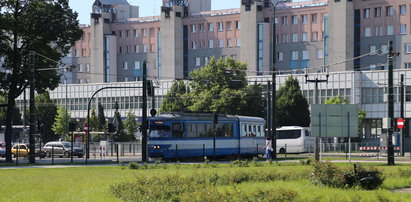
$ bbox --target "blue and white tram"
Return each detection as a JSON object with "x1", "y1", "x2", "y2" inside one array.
[{"x1": 148, "y1": 113, "x2": 266, "y2": 159}]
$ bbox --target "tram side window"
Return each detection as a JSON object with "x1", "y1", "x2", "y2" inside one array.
[
  {"x1": 172, "y1": 123, "x2": 184, "y2": 138},
  {"x1": 216, "y1": 123, "x2": 233, "y2": 137}
]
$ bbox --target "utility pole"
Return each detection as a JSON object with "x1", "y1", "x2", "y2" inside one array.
[
  {"x1": 400, "y1": 74, "x2": 405, "y2": 157},
  {"x1": 305, "y1": 74, "x2": 329, "y2": 161},
  {"x1": 142, "y1": 61, "x2": 148, "y2": 162},
  {"x1": 29, "y1": 51, "x2": 36, "y2": 164},
  {"x1": 387, "y1": 41, "x2": 395, "y2": 165}
]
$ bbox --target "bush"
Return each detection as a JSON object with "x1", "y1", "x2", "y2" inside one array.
[
  {"x1": 310, "y1": 162, "x2": 384, "y2": 190},
  {"x1": 128, "y1": 162, "x2": 139, "y2": 170},
  {"x1": 310, "y1": 162, "x2": 345, "y2": 187},
  {"x1": 231, "y1": 160, "x2": 249, "y2": 167}
]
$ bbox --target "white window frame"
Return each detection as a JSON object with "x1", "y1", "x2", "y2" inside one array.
[
  {"x1": 209, "y1": 40, "x2": 214, "y2": 48},
  {"x1": 142, "y1": 29, "x2": 147, "y2": 37},
  {"x1": 143, "y1": 45, "x2": 147, "y2": 53},
  {"x1": 365, "y1": 27, "x2": 372, "y2": 37},
  {"x1": 191, "y1": 24, "x2": 196, "y2": 33},
  {"x1": 386, "y1": 6, "x2": 394, "y2": 16},
  {"x1": 208, "y1": 23, "x2": 214, "y2": 32},
  {"x1": 302, "y1": 50, "x2": 309, "y2": 60},
  {"x1": 370, "y1": 45, "x2": 377, "y2": 55},
  {"x1": 278, "y1": 52, "x2": 283, "y2": 61},
  {"x1": 400, "y1": 24, "x2": 407, "y2": 35},
  {"x1": 134, "y1": 61, "x2": 140, "y2": 69},
  {"x1": 387, "y1": 26, "x2": 394, "y2": 35},
  {"x1": 195, "y1": 57, "x2": 201, "y2": 66},
  {"x1": 134, "y1": 29, "x2": 139, "y2": 37},
  {"x1": 123, "y1": 61, "x2": 128, "y2": 70},
  {"x1": 78, "y1": 64, "x2": 83, "y2": 72},
  {"x1": 301, "y1": 15, "x2": 308, "y2": 24},
  {"x1": 400, "y1": 5, "x2": 407, "y2": 16},
  {"x1": 236, "y1": 38, "x2": 241, "y2": 47},
  {"x1": 317, "y1": 49, "x2": 324, "y2": 59},
  {"x1": 406, "y1": 44, "x2": 411, "y2": 53},
  {"x1": 218, "y1": 39, "x2": 224, "y2": 48},
  {"x1": 292, "y1": 16, "x2": 298, "y2": 24},
  {"x1": 226, "y1": 21, "x2": 232, "y2": 30},
  {"x1": 364, "y1": 8, "x2": 370, "y2": 18},
  {"x1": 236, "y1": 21, "x2": 241, "y2": 29},
  {"x1": 86, "y1": 64, "x2": 90, "y2": 72},
  {"x1": 192, "y1": 41, "x2": 197, "y2": 49},
  {"x1": 205, "y1": 57, "x2": 209, "y2": 64},
  {"x1": 292, "y1": 33, "x2": 298, "y2": 42},
  {"x1": 218, "y1": 22, "x2": 223, "y2": 31},
  {"x1": 291, "y1": 51, "x2": 299, "y2": 60},
  {"x1": 302, "y1": 32, "x2": 308, "y2": 42}
]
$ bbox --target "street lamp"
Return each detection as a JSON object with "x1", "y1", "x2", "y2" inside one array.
[
  {"x1": 255, "y1": 0, "x2": 288, "y2": 160},
  {"x1": 59, "y1": 73, "x2": 69, "y2": 140}
]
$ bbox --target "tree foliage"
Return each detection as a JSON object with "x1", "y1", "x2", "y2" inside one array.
[
  {"x1": 35, "y1": 92, "x2": 58, "y2": 142},
  {"x1": 0, "y1": 0, "x2": 82, "y2": 161},
  {"x1": 97, "y1": 103, "x2": 106, "y2": 132},
  {"x1": 52, "y1": 106, "x2": 71, "y2": 138},
  {"x1": 123, "y1": 111, "x2": 139, "y2": 142},
  {"x1": 324, "y1": 94, "x2": 349, "y2": 104},
  {"x1": 159, "y1": 57, "x2": 266, "y2": 117},
  {"x1": 276, "y1": 75, "x2": 310, "y2": 127},
  {"x1": 89, "y1": 109, "x2": 98, "y2": 132},
  {"x1": 0, "y1": 94, "x2": 23, "y2": 125},
  {"x1": 160, "y1": 81, "x2": 190, "y2": 112}
]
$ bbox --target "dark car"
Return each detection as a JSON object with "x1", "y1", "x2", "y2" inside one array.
[{"x1": 43, "y1": 142, "x2": 84, "y2": 158}]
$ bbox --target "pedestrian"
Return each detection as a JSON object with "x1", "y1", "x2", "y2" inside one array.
[{"x1": 262, "y1": 137, "x2": 273, "y2": 161}]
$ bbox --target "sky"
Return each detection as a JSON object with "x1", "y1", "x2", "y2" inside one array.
[{"x1": 70, "y1": 0, "x2": 240, "y2": 25}]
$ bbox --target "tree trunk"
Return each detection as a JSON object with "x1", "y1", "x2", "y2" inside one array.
[{"x1": 5, "y1": 78, "x2": 17, "y2": 162}]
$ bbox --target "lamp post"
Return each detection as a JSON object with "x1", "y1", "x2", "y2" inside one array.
[
  {"x1": 256, "y1": 0, "x2": 288, "y2": 160},
  {"x1": 60, "y1": 73, "x2": 69, "y2": 141}
]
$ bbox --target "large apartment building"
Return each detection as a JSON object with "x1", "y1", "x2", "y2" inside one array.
[{"x1": 64, "y1": 0, "x2": 411, "y2": 84}]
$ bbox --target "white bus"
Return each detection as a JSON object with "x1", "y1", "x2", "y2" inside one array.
[{"x1": 276, "y1": 126, "x2": 314, "y2": 153}]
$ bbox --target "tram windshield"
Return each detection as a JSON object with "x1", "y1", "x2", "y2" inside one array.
[{"x1": 149, "y1": 125, "x2": 170, "y2": 138}]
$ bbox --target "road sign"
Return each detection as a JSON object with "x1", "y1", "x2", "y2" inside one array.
[
  {"x1": 397, "y1": 118, "x2": 404, "y2": 129},
  {"x1": 84, "y1": 124, "x2": 89, "y2": 132}
]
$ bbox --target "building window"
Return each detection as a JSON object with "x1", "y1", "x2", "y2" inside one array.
[
  {"x1": 312, "y1": 32, "x2": 318, "y2": 41},
  {"x1": 191, "y1": 41, "x2": 197, "y2": 49},
  {"x1": 405, "y1": 63, "x2": 411, "y2": 69},
  {"x1": 142, "y1": 29, "x2": 147, "y2": 37},
  {"x1": 191, "y1": 24, "x2": 196, "y2": 33},
  {"x1": 236, "y1": 21, "x2": 241, "y2": 29},
  {"x1": 281, "y1": 16, "x2": 287, "y2": 25},
  {"x1": 119, "y1": 47, "x2": 123, "y2": 54},
  {"x1": 200, "y1": 40, "x2": 205, "y2": 48},
  {"x1": 205, "y1": 57, "x2": 209, "y2": 64},
  {"x1": 301, "y1": 14, "x2": 308, "y2": 24},
  {"x1": 381, "y1": 45, "x2": 388, "y2": 54},
  {"x1": 218, "y1": 39, "x2": 224, "y2": 48},
  {"x1": 134, "y1": 61, "x2": 140, "y2": 69},
  {"x1": 236, "y1": 38, "x2": 241, "y2": 47},
  {"x1": 149, "y1": 28, "x2": 155, "y2": 37},
  {"x1": 292, "y1": 16, "x2": 298, "y2": 24},
  {"x1": 209, "y1": 40, "x2": 214, "y2": 48},
  {"x1": 226, "y1": 38, "x2": 232, "y2": 47},
  {"x1": 135, "y1": 45, "x2": 139, "y2": 53},
  {"x1": 125, "y1": 30, "x2": 130, "y2": 37},
  {"x1": 86, "y1": 64, "x2": 90, "y2": 72},
  {"x1": 375, "y1": 7, "x2": 382, "y2": 17},
  {"x1": 406, "y1": 44, "x2": 411, "y2": 53},
  {"x1": 134, "y1": 29, "x2": 139, "y2": 37},
  {"x1": 208, "y1": 23, "x2": 214, "y2": 32},
  {"x1": 400, "y1": 24, "x2": 407, "y2": 34},
  {"x1": 226, "y1": 22, "x2": 232, "y2": 30},
  {"x1": 143, "y1": 45, "x2": 147, "y2": 53},
  {"x1": 364, "y1": 27, "x2": 372, "y2": 37},
  {"x1": 292, "y1": 33, "x2": 298, "y2": 42},
  {"x1": 317, "y1": 49, "x2": 324, "y2": 59},
  {"x1": 370, "y1": 45, "x2": 377, "y2": 55},
  {"x1": 311, "y1": 13, "x2": 318, "y2": 23},
  {"x1": 278, "y1": 52, "x2": 283, "y2": 61},
  {"x1": 124, "y1": 77, "x2": 128, "y2": 82},
  {"x1": 375, "y1": 26, "x2": 383, "y2": 36},
  {"x1": 302, "y1": 32, "x2": 308, "y2": 42},
  {"x1": 363, "y1": 8, "x2": 370, "y2": 18},
  {"x1": 195, "y1": 57, "x2": 201, "y2": 66},
  {"x1": 400, "y1": 5, "x2": 406, "y2": 16},
  {"x1": 123, "y1": 61, "x2": 128, "y2": 70},
  {"x1": 218, "y1": 22, "x2": 223, "y2": 31},
  {"x1": 387, "y1": 26, "x2": 394, "y2": 35},
  {"x1": 78, "y1": 64, "x2": 83, "y2": 72},
  {"x1": 291, "y1": 51, "x2": 299, "y2": 60},
  {"x1": 199, "y1": 24, "x2": 204, "y2": 32},
  {"x1": 302, "y1": 50, "x2": 309, "y2": 60},
  {"x1": 118, "y1": 30, "x2": 122, "y2": 38},
  {"x1": 386, "y1": 6, "x2": 394, "y2": 16},
  {"x1": 282, "y1": 34, "x2": 288, "y2": 43},
  {"x1": 81, "y1": 49, "x2": 86, "y2": 56}
]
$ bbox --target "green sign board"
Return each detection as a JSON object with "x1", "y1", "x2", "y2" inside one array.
[{"x1": 311, "y1": 104, "x2": 359, "y2": 138}]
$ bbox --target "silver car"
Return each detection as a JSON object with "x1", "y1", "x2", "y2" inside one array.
[{"x1": 43, "y1": 141, "x2": 84, "y2": 158}]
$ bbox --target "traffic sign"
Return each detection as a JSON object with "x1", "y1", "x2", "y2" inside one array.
[
  {"x1": 397, "y1": 118, "x2": 404, "y2": 129},
  {"x1": 84, "y1": 124, "x2": 89, "y2": 132}
]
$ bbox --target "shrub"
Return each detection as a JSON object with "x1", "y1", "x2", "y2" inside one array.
[
  {"x1": 300, "y1": 159, "x2": 311, "y2": 165},
  {"x1": 231, "y1": 160, "x2": 249, "y2": 167},
  {"x1": 128, "y1": 162, "x2": 139, "y2": 170},
  {"x1": 310, "y1": 162, "x2": 345, "y2": 187}
]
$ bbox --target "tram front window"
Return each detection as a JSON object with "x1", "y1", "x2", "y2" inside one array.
[{"x1": 149, "y1": 125, "x2": 170, "y2": 138}]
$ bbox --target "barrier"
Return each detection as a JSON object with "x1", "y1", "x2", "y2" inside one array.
[{"x1": 359, "y1": 146, "x2": 400, "y2": 151}]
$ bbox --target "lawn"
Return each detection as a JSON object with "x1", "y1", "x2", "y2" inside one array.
[{"x1": 0, "y1": 162, "x2": 410, "y2": 201}]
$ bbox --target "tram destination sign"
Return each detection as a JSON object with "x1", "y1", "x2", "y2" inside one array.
[{"x1": 311, "y1": 104, "x2": 359, "y2": 138}]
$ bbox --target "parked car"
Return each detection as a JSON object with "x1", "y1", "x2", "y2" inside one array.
[
  {"x1": 11, "y1": 144, "x2": 46, "y2": 158},
  {"x1": 43, "y1": 142, "x2": 84, "y2": 158}
]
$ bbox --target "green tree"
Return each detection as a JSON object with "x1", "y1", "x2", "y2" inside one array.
[
  {"x1": 276, "y1": 75, "x2": 310, "y2": 127},
  {"x1": 113, "y1": 101, "x2": 123, "y2": 135},
  {"x1": 97, "y1": 103, "x2": 106, "y2": 132},
  {"x1": 160, "y1": 81, "x2": 190, "y2": 112},
  {"x1": 175, "y1": 57, "x2": 266, "y2": 117},
  {"x1": 52, "y1": 106, "x2": 71, "y2": 138},
  {"x1": 89, "y1": 108, "x2": 98, "y2": 132},
  {"x1": 0, "y1": 0, "x2": 82, "y2": 161},
  {"x1": 123, "y1": 111, "x2": 139, "y2": 141},
  {"x1": 325, "y1": 94, "x2": 367, "y2": 137},
  {"x1": 0, "y1": 94, "x2": 23, "y2": 125},
  {"x1": 35, "y1": 92, "x2": 58, "y2": 142}
]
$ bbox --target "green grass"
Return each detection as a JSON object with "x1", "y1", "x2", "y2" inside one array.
[{"x1": 0, "y1": 162, "x2": 411, "y2": 201}]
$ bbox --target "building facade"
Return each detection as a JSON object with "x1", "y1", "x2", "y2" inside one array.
[{"x1": 18, "y1": 0, "x2": 411, "y2": 140}]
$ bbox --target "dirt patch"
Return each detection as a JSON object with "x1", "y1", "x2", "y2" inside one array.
[{"x1": 391, "y1": 188, "x2": 411, "y2": 193}]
